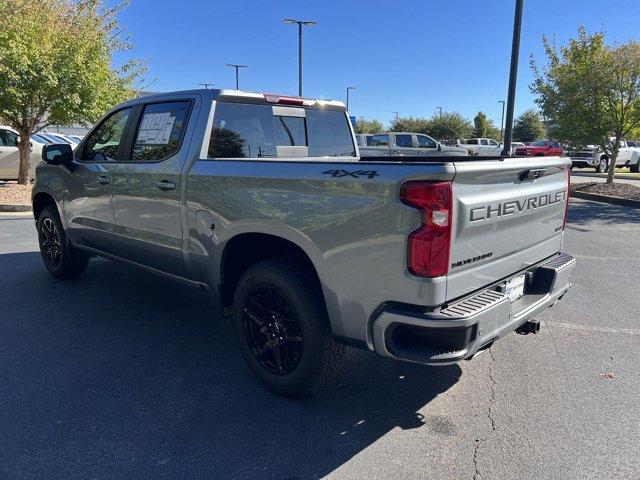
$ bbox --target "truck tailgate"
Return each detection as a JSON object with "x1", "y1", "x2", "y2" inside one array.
[{"x1": 447, "y1": 156, "x2": 569, "y2": 301}]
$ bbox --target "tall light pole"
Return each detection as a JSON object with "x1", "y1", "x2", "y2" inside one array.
[
  {"x1": 501, "y1": 0, "x2": 524, "y2": 156},
  {"x1": 283, "y1": 18, "x2": 317, "y2": 97},
  {"x1": 226, "y1": 64, "x2": 248, "y2": 90},
  {"x1": 437, "y1": 106, "x2": 443, "y2": 117},
  {"x1": 346, "y1": 86, "x2": 356, "y2": 111},
  {"x1": 498, "y1": 100, "x2": 506, "y2": 143}
]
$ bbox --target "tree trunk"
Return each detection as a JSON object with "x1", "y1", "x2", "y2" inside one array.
[
  {"x1": 16, "y1": 134, "x2": 32, "y2": 185},
  {"x1": 605, "y1": 151, "x2": 617, "y2": 185}
]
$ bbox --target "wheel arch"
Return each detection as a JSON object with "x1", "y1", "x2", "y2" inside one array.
[
  {"x1": 218, "y1": 231, "x2": 339, "y2": 334},
  {"x1": 32, "y1": 191, "x2": 57, "y2": 220}
]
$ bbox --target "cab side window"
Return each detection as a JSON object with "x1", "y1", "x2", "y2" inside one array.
[
  {"x1": 131, "y1": 101, "x2": 190, "y2": 161},
  {"x1": 417, "y1": 135, "x2": 436, "y2": 148},
  {"x1": 82, "y1": 108, "x2": 132, "y2": 162},
  {"x1": 481, "y1": 139, "x2": 489, "y2": 145},
  {"x1": 395, "y1": 134, "x2": 413, "y2": 148}
]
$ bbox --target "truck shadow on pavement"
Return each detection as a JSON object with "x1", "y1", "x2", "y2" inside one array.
[
  {"x1": 0, "y1": 252, "x2": 461, "y2": 480},
  {"x1": 568, "y1": 199, "x2": 639, "y2": 226}
]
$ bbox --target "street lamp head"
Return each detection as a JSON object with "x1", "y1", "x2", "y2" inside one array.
[
  {"x1": 227, "y1": 64, "x2": 248, "y2": 68},
  {"x1": 347, "y1": 86, "x2": 356, "y2": 91},
  {"x1": 283, "y1": 18, "x2": 317, "y2": 26}
]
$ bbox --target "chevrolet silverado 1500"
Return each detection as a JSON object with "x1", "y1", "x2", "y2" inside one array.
[{"x1": 32, "y1": 89, "x2": 575, "y2": 396}]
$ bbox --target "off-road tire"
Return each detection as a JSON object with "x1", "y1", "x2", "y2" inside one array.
[
  {"x1": 37, "y1": 205, "x2": 90, "y2": 279},
  {"x1": 596, "y1": 157, "x2": 608, "y2": 173},
  {"x1": 232, "y1": 259, "x2": 345, "y2": 397}
]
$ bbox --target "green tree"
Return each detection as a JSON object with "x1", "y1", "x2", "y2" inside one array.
[
  {"x1": 354, "y1": 117, "x2": 384, "y2": 134},
  {"x1": 0, "y1": 0, "x2": 146, "y2": 184},
  {"x1": 531, "y1": 27, "x2": 640, "y2": 183},
  {"x1": 473, "y1": 111, "x2": 491, "y2": 137},
  {"x1": 426, "y1": 112, "x2": 473, "y2": 141},
  {"x1": 389, "y1": 116, "x2": 431, "y2": 134},
  {"x1": 512, "y1": 109, "x2": 547, "y2": 143},
  {"x1": 390, "y1": 113, "x2": 472, "y2": 141},
  {"x1": 473, "y1": 111, "x2": 502, "y2": 141}
]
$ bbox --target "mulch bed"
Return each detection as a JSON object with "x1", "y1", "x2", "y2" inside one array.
[
  {"x1": 0, "y1": 183, "x2": 32, "y2": 205},
  {"x1": 571, "y1": 181, "x2": 640, "y2": 201}
]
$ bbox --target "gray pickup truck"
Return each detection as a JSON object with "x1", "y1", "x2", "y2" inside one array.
[
  {"x1": 32, "y1": 89, "x2": 575, "y2": 396},
  {"x1": 359, "y1": 131, "x2": 469, "y2": 157}
]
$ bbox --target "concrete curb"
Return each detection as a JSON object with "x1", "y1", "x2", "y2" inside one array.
[
  {"x1": 0, "y1": 204, "x2": 31, "y2": 212},
  {"x1": 572, "y1": 172, "x2": 640, "y2": 181},
  {"x1": 571, "y1": 191, "x2": 640, "y2": 209}
]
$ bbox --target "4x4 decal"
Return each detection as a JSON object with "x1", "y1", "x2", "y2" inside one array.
[{"x1": 322, "y1": 169, "x2": 379, "y2": 179}]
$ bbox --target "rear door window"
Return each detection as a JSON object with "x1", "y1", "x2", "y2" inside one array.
[
  {"x1": 481, "y1": 139, "x2": 489, "y2": 145},
  {"x1": 395, "y1": 134, "x2": 413, "y2": 148},
  {"x1": 130, "y1": 101, "x2": 190, "y2": 161}
]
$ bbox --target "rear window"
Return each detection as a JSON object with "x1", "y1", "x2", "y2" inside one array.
[
  {"x1": 207, "y1": 103, "x2": 355, "y2": 159},
  {"x1": 307, "y1": 109, "x2": 355, "y2": 157}
]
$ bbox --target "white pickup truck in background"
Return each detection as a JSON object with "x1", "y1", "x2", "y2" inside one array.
[{"x1": 570, "y1": 138, "x2": 640, "y2": 172}]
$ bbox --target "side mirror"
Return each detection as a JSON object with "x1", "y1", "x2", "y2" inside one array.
[
  {"x1": 437, "y1": 143, "x2": 442, "y2": 151},
  {"x1": 42, "y1": 143, "x2": 73, "y2": 166}
]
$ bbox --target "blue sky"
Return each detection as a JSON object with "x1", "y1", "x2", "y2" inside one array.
[{"x1": 114, "y1": 0, "x2": 639, "y2": 127}]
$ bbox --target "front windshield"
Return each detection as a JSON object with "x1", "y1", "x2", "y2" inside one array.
[{"x1": 531, "y1": 140, "x2": 548, "y2": 146}]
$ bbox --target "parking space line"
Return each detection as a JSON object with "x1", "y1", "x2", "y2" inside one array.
[{"x1": 544, "y1": 321, "x2": 640, "y2": 336}]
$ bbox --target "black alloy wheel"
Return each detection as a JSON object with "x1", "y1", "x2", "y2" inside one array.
[
  {"x1": 39, "y1": 217, "x2": 63, "y2": 269},
  {"x1": 242, "y1": 285, "x2": 304, "y2": 375}
]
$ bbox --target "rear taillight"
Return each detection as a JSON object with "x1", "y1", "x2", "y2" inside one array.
[
  {"x1": 563, "y1": 168, "x2": 571, "y2": 230},
  {"x1": 400, "y1": 181, "x2": 453, "y2": 277}
]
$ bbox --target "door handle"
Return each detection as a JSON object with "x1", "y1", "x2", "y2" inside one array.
[
  {"x1": 97, "y1": 175, "x2": 110, "y2": 185},
  {"x1": 155, "y1": 180, "x2": 176, "y2": 191}
]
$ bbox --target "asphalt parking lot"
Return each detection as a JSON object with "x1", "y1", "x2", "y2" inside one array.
[{"x1": 1, "y1": 198, "x2": 639, "y2": 480}]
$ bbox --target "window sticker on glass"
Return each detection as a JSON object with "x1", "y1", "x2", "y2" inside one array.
[
  {"x1": 131, "y1": 101, "x2": 189, "y2": 161},
  {"x1": 137, "y1": 112, "x2": 176, "y2": 145}
]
